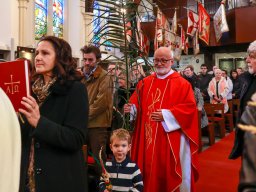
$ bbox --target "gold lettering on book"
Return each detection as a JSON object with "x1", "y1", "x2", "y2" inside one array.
[{"x1": 4, "y1": 75, "x2": 20, "y2": 94}]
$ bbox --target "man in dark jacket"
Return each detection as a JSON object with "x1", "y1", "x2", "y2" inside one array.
[
  {"x1": 183, "y1": 65, "x2": 199, "y2": 88},
  {"x1": 198, "y1": 64, "x2": 212, "y2": 102},
  {"x1": 230, "y1": 40, "x2": 256, "y2": 159}
]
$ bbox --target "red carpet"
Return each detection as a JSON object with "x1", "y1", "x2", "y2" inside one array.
[{"x1": 195, "y1": 132, "x2": 241, "y2": 192}]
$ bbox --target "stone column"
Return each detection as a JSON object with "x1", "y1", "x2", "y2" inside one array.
[
  {"x1": 47, "y1": 0, "x2": 53, "y2": 36},
  {"x1": 17, "y1": 0, "x2": 29, "y2": 46},
  {"x1": 83, "y1": 12, "x2": 93, "y2": 45}
]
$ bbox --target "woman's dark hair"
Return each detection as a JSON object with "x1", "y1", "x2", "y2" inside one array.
[
  {"x1": 230, "y1": 69, "x2": 238, "y2": 80},
  {"x1": 80, "y1": 45, "x2": 101, "y2": 59},
  {"x1": 32, "y1": 36, "x2": 82, "y2": 84}
]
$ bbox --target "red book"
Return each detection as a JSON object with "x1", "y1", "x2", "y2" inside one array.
[{"x1": 0, "y1": 60, "x2": 31, "y2": 112}]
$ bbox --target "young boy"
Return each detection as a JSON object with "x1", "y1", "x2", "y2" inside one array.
[{"x1": 99, "y1": 128, "x2": 143, "y2": 192}]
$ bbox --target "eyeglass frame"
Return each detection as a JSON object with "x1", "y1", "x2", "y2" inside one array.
[{"x1": 153, "y1": 58, "x2": 173, "y2": 64}]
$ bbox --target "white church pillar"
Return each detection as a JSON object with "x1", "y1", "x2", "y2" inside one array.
[
  {"x1": 18, "y1": 0, "x2": 29, "y2": 46},
  {"x1": 83, "y1": 12, "x2": 93, "y2": 45}
]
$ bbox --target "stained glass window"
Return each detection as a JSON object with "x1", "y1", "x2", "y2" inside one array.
[
  {"x1": 104, "y1": 7, "x2": 112, "y2": 51},
  {"x1": 53, "y1": 0, "x2": 64, "y2": 38},
  {"x1": 35, "y1": 0, "x2": 48, "y2": 40},
  {"x1": 92, "y1": 2, "x2": 101, "y2": 46}
]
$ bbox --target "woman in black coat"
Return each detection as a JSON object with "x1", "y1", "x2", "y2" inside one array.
[
  {"x1": 230, "y1": 69, "x2": 242, "y2": 99},
  {"x1": 18, "y1": 36, "x2": 89, "y2": 192}
]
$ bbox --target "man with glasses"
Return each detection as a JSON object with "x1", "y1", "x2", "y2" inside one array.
[
  {"x1": 124, "y1": 47, "x2": 199, "y2": 192},
  {"x1": 198, "y1": 64, "x2": 213, "y2": 102},
  {"x1": 183, "y1": 65, "x2": 200, "y2": 89},
  {"x1": 80, "y1": 45, "x2": 113, "y2": 179}
]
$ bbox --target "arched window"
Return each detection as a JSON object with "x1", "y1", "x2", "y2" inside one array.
[
  {"x1": 53, "y1": 0, "x2": 64, "y2": 38},
  {"x1": 92, "y1": 1, "x2": 101, "y2": 46},
  {"x1": 35, "y1": 0, "x2": 48, "y2": 40},
  {"x1": 92, "y1": 1, "x2": 112, "y2": 51},
  {"x1": 35, "y1": 0, "x2": 64, "y2": 40}
]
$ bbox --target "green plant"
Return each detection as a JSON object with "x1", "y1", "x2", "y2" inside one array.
[{"x1": 89, "y1": 0, "x2": 153, "y2": 130}]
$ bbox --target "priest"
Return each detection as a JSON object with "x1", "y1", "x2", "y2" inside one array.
[
  {"x1": 124, "y1": 47, "x2": 199, "y2": 192},
  {"x1": 0, "y1": 88, "x2": 21, "y2": 192}
]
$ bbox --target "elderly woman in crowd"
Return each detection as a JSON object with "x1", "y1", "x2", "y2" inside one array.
[{"x1": 208, "y1": 68, "x2": 229, "y2": 113}]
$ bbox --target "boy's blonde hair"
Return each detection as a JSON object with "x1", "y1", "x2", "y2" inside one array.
[{"x1": 110, "y1": 128, "x2": 131, "y2": 144}]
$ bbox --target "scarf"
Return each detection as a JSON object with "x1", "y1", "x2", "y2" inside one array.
[
  {"x1": 27, "y1": 76, "x2": 57, "y2": 192},
  {"x1": 32, "y1": 77, "x2": 57, "y2": 106}
]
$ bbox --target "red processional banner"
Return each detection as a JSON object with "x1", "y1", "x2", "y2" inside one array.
[
  {"x1": 184, "y1": 37, "x2": 189, "y2": 55},
  {"x1": 180, "y1": 26, "x2": 185, "y2": 50},
  {"x1": 198, "y1": 3, "x2": 210, "y2": 45},
  {"x1": 187, "y1": 10, "x2": 199, "y2": 37},
  {"x1": 171, "y1": 10, "x2": 177, "y2": 34}
]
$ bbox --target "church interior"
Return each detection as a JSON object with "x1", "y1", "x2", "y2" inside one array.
[{"x1": 1, "y1": 0, "x2": 256, "y2": 191}]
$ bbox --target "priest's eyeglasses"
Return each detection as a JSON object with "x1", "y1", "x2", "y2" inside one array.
[{"x1": 153, "y1": 58, "x2": 172, "y2": 64}]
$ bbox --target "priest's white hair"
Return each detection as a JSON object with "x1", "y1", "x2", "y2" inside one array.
[{"x1": 247, "y1": 40, "x2": 256, "y2": 54}]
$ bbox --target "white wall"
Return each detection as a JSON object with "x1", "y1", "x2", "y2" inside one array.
[
  {"x1": 215, "y1": 52, "x2": 247, "y2": 67},
  {"x1": 0, "y1": 0, "x2": 19, "y2": 59},
  {"x1": 178, "y1": 54, "x2": 205, "y2": 74}
]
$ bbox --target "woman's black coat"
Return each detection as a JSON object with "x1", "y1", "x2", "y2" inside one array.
[{"x1": 19, "y1": 81, "x2": 89, "y2": 192}]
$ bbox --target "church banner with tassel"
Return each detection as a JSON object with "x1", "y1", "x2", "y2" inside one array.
[
  {"x1": 198, "y1": 3, "x2": 210, "y2": 45},
  {"x1": 193, "y1": 31, "x2": 200, "y2": 55},
  {"x1": 187, "y1": 10, "x2": 199, "y2": 37},
  {"x1": 184, "y1": 37, "x2": 189, "y2": 55},
  {"x1": 213, "y1": 1, "x2": 229, "y2": 42}
]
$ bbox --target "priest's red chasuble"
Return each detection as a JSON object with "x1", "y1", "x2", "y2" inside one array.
[{"x1": 130, "y1": 72, "x2": 199, "y2": 192}]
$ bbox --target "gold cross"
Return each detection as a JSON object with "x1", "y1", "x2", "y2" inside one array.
[{"x1": 4, "y1": 75, "x2": 20, "y2": 94}]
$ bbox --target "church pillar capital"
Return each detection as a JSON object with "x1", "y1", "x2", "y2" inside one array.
[{"x1": 17, "y1": 0, "x2": 29, "y2": 7}]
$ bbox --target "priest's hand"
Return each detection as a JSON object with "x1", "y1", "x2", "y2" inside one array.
[
  {"x1": 19, "y1": 96, "x2": 40, "y2": 128},
  {"x1": 123, "y1": 103, "x2": 132, "y2": 113},
  {"x1": 151, "y1": 109, "x2": 164, "y2": 121}
]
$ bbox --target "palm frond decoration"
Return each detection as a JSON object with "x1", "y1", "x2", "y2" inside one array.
[{"x1": 89, "y1": 0, "x2": 155, "y2": 130}]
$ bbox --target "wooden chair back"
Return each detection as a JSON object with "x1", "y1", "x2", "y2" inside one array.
[
  {"x1": 212, "y1": 103, "x2": 225, "y2": 137},
  {"x1": 233, "y1": 99, "x2": 240, "y2": 109},
  {"x1": 204, "y1": 104, "x2": 215, "y2": 120},
  {"x1": 227, "y1": 100, "x2": 233, "y2": 114},
  {"x1": 232, "y1": 99, "x2": 240, "y2": 118},
  {"x1": 212, "y1": 103, "x2": 225, "y2": 118},
  {"x1": 201, "y1": 104, "x2": 215, "y2": 146},
  {"x1": 225, "y1": 100, "x2": 234, "y2": 132}
]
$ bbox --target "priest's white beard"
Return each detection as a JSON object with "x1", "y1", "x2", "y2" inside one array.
[
  {"x1": 155, "y1": 67, "x2": 171, "y2": 76},
  {"x1": 248, "y1": 67, "x2": 255, "y2": 74}
]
